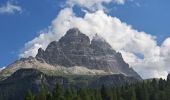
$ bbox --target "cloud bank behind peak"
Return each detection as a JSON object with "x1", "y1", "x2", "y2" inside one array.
[{"x1": 19, "y1": 1, "x2": 170, "y2": 79}]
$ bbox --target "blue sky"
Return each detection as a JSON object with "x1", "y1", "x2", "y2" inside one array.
[
  {"x1": 0, "y1": 0, "x2": 64, "y2": 67},
  {"x1": 0, "y1": 0, "x2": 170, "y2": 78}
]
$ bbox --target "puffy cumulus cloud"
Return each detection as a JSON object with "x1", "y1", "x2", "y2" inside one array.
[
  {"x1": 20, "y1": 5, "x2": 170, "y2": 79},
  {"x1": 20, "y1": 31, "x2": 55, "y2": 57},
  {"x1": 160, "y1": 38, "x2": 170, "y2": 73},
  {"x1": 114, "y1": 0, "x2": 126, "y2": 5},
  {"x1": 66, "y1": 0, "x2": 126, "y2": 11},
  {"x1": 67, "y1": 0, "x2": 112, "y2": 11},
  {"x1": 0, "y1": 1, "x2": 22, "y2": 14},
  {"x1": 161, "y1": 38, "x2": 170, "y2": 57}
]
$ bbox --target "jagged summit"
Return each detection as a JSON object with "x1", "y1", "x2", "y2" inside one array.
[
  {"x1": 64, "y1": 28, "x2": 82, "y2": 36},
  {"x1": 59, "y1": 28, "x2": 90, "y2": 50},
  {"x1": 92, "y1": 33, "x2": 105, "y2": 41}
]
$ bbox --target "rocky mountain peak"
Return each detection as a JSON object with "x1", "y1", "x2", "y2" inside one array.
[
  {"x1": 65, "y1": 28, "x2": 81, "y2": 36},
  {"x1": 90, "y1": 34, "x2": 116, "y2": 55},
  {"x1": 92, "y1": 34, "x2": 105, "y2": 41},
  {"x1": 59, "y1": 28, "x2": 90, "y2": 47},
  {"x1": 34, "y1": 28, "x2": 141, "y2": 79},
  {"x1": 36, "y1": 48, "x2": 45, "y2": 58},
  {"x1": 0, "y1": 28, "x2": 141, "y2": 80}
]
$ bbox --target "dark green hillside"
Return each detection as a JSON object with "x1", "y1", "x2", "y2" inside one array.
[{"x1": 26, "y1": 76, "x2": 170, "y2": 100}]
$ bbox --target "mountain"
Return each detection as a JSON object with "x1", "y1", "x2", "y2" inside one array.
[
  {"x1": 0, "y1": 28, "x2": 142, "y2": 100},
  {"x1": 0, "y1": 28, "x2": 141, "y2": 80},
  {"x1": 36, "y1": 28, "x2": 141, "y2": 79},
  {"x1": 0, "y1": 68, "x2": 139, "y2": 100}
]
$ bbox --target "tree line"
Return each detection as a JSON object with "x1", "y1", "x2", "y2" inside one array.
[{"x1": 25, "y1": 77, "x2": 170, "y2": 100}]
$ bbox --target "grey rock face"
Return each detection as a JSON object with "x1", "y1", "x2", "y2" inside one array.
[{"x1": 36, "y1": 28, "x2": 141, "y2": 79}]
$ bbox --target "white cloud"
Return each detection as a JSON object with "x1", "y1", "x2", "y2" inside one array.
[
  {"x1": 20, "y1": 7, "x2": 170, "y2": 79},
  {"x1": 0, "y1": 1, "x2": 22, "y2": 14},
  {"x1": 66, "y1": 0, "x2": 126, "y2": 11},
  {"x1": 114, "y1": 0, "x2": 125, "y2": 5},
  {"x1": 67, "y1": 0, "x2": 111, "y2": 11}
]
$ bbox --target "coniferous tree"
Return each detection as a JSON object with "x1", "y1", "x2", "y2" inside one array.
[
  {"x1": 101, "y1": 85, "x2": 110, "y2": 100},
  {"x1": 73, "y1": 95, "x2": 82, "y2": 100},
  {"x1": 35, "y1": 86, "x2": 48, "y2": 100},
  {"x1": 159, "y1": 78, "x2": 166, "y2": 90},
  {"x1": 65, "y1": 87, "x2": 77, "y2": 100},
  {"x1": 24, "y1": 90, "x2": 34, "y2": 100},
  {"x1": 165, "y1": 75, "x2": 170, "y2": 100},
  {"x1": 128, "y1": 88, "x2": 136, "y2": 100},
  {"x1": 23, "y1": 74, "x2": 170, "y2": 100},
  {"x1": 46, "y1": 93, "x2": 52, "y2": 100},
  {"x1": 141, "y1": 84, "x2": 149, "y2": 100},
  {"x1": 112, "y1": 87, "x2": 117, "y2": 100},
  {"x1": 79, "y1": 88, "x2": 90, "y2": 100},
  {"x1": 94, "y1": 89, "x2": 102, "y2": 100},
  {"x1": 52, "y1": 83, "x2": 64, "y2": 100}
]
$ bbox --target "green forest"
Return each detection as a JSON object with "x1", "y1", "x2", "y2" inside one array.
[{"x1": 24, "y1": 77, "x2": 170, "y2": 100}]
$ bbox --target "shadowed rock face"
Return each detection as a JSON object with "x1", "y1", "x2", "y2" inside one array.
[{"x1": 36, "y1": 28, "x2": 141, "y2": 79}]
